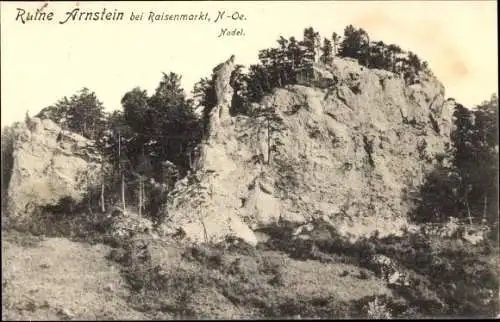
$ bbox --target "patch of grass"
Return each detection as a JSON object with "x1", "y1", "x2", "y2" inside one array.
[{"x1": 1, "y1": 230, "x2": 45, "y2": 248}]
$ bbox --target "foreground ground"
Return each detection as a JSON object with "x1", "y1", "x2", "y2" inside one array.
[
  {"x1": 2, "y1": 221, "x2": 499, "y2": 320},
  {"x1": 1, "y1": 231, "x2": 147, "y2": 320}
]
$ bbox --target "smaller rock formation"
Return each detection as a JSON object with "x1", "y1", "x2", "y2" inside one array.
[{"x1": 4, "y1": 117, "x2": 102, "y2": 227}]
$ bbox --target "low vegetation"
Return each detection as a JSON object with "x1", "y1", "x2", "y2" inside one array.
[{"x1": 98, "y1": 218, "x2": 498, "y2": 319}]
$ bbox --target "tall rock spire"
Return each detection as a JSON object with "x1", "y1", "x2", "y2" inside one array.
[{"x1": 210, "y1": 55, "x2": 237, "y2": 125}]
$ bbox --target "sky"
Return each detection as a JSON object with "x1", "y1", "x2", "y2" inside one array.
[{"x1": 1, "y1": 1, "x2": 498, "y2": 127}]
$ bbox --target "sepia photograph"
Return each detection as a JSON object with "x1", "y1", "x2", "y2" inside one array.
[{"x1": 1, "y1": 0, "x2": 498, "y2": 319}]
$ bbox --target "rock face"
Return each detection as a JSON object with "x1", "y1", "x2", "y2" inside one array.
[
  {"x1": 162, "y1": 57, "x2": 454, "y2": 245},
  {"x1": 4, "y1": 117, "x2": 102, "y2": 226}
]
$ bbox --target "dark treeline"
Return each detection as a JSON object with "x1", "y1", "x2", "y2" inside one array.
[
  {"x1": 248, "y1": 25, "x2": 428, "y2": 105},
  {"x1": 7, "y1": 24, "x2": 493, "y2": 232},
  {"x1": 34, "y1": 75, "x2": 204, "y2": 224},
  {"x1": 411, "y1": 95, "x2": 499, "y2": 237},
  {"x1": 195, "y1": 25, "x2": 431, "y2": 116}
]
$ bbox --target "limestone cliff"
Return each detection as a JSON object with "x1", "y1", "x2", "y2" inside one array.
[
  {"x1": 4, "y1": 117, "x2": 102, "y2": 227},
  {"x1": 163, "y1": 57, "x2": 454, "y2": 245}
]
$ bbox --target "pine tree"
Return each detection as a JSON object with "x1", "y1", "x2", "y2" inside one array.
[
  {"x1": 332, "y1": 32, "x2": 341, "y2": 57},
  {"x1": 193, "y1": 77, "x2": 217, "y2": 111},
  {"x1": 418, "y1": 96, "x2": 499, "y2": 228},
  {"x1": 37, "y1": 88, "x2": 106, "y2": 140},
  {"x1": 24, "y1": 110, "x2": 30, "y2": 124},
  {"x1": 302, "y1": 27, "x2": 319, "y2": 64},
  {"x1": 387, "y1": 44, "x2": 402, "y2": 73},
  {"x1": 121, "y1": 87, "x2": 150, "y2": 135},
  {"x1": 137, "y1": 72, "x2": 203, "y2": 175},
  {"x1": 339, "y1": 25, "x2": 370, "y2": 64},
  {"x1": 230, "y1": 64, "x2": 251, "y2": 114},
  {"x1": 339, "y1": 25, "x2": 361, "y2": 59},
  {"x1": 320, "y1": 38, "x2": 333, "y2": 65},
  {"x1": 66, "y1": 88, "x2": 106, "y2": 140},
  {"x1": 287, "y1": 36, "x2": 303, "y2": 73},
  {"x1": 369, "y1": 41, "x2": 391, "y2": 70}
]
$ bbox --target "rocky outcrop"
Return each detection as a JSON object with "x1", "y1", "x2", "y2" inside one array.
[
  {"x1": 4, "y1": 117, "x2": 102, "y2": 227},
  {"x1": 162, "y1": 57, "x2": 454, "y2": 245}
]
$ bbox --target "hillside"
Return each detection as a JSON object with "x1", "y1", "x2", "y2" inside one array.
[{"x1": 1, "y1": 50, "x2": 497, "y2": 320}]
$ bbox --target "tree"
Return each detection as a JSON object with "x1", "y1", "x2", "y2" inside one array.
[
  {"x1": 193, "y1": 76, "x2": 216, "y2": 137},
  {"x1": 370, "y1": 41, "x2": 391, "y2": 70},
  {"x1": 36, "y1": 97, "x2": 71, "y2": 127},
  {"x1": 230, "y1": 64, "x2": 251, "y2": 114},
  {"x1": 287, "y1": 36, "x2": 304, "y2": 72},
  {"x1": 92, "y1": 110, "x2": 134, "y2": 213},
  {"x1": 387, "y1": 44, "x2": 403, "y2": 72},
  {"x1": 339, "y1": 25, "x2": 368, "y2": 60},
  {"x1": 142, "y1": 72, "x2": 203, "y2": 175},
  {"x1": 415, "y1": 96, "x2": 498, "y2": 231},
  {"x1": 258, "y1": 47, "x2": 284, "y2": 88},
  {"x1": 121, "y1": 87, "x2": 150, "y2": 135},
  {"x1": 246, "y1": 64, "x2": 272, "y2": 102},
  {"x1": 453, "y1": 96, "x2": 499, "y2": 227},
  {"x1": 302, "y1": 27, "x2": 320, "y2": 64},
  {"x1": 404, "y1": 51, "x2": 422, "y2": 84},
  {"x1": 332, "y1": 32, "x2": 341, "y2": 57},
  {"x1": 250, "y1": 97, "x2": 287, "y2": 164},
  {"x1": 135, "y1": 142, "x2": 153, "y2": 217},
  {"x1": 193, "y1": 77, "x2": 217, "y2": 111},
  {"x1": 360, "y1": 31, "x2": 371, "y2": 67},
  {"x1": 252, "y1": 33, "x2": 312, "y2": 91},
  {"x1": 320, "y1": 38, "x2": 333, "y2": 65},
  {"x1": 407, "y1": 51, "x2": 422, "y2": 71},
  {"x1": 276, "y1": 36, "x2": 293, "y2": 85},
  {"x1": 1, "y1": 125, "x2": 15, "y2": 213},
  {"x1": 472, "y1": 95, "x2": 499, "y2": 227},
  {"x1": 24, "y1": 110, "x2": 30, "y2": 124},
  {"x1": 95, "y1": 128, "x2": 111, "y2": 213},
  {"x1": 104, "y1": 111, "x2": 133, "y2": 211},
  {"x1": 37, "y1": 88, "x2": 106, "y2": 140},
  {"x1": 66, "y1": 88, "x2": 106, "y2": 140},
  {"x1": 149, "y1": 72, "x2": 186, "y2": 108}
]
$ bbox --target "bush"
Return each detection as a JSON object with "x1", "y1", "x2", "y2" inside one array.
[{"x1": 366, "y1": 296, "x2": 392, "y2": 319}]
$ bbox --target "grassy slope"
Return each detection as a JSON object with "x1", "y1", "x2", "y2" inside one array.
[
  {"x1": 119, "y1": 241, "x2": 394, "y2": 319},
  {"x1": 1, "y1": 229, "x2": 393, "y2": 320},
  {"x1": 2, "y1": 224, "x2": 499, "y2": 320},
  {"x1": 1, "y1": 230, "x2": 146, "y2": 320}
]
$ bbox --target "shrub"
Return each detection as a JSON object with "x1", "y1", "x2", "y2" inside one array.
[{"x1": 366, "y1": 296, "x2": 392, "y2": 319}]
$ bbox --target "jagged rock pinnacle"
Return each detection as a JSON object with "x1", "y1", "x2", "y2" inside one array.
[{"x1": 211, "y1": 55, "x2": 237, "y2": 123}]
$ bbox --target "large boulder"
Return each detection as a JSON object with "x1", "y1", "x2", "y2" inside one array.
[{"x1": 4, "y1": 117, "x2": 102, "y2": 227}]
